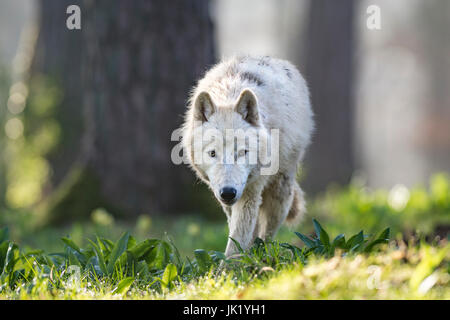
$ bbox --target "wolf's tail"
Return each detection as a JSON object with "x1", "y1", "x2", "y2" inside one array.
[{"x1": 285, "y1": 181, "x2": 306, "y2": 227}]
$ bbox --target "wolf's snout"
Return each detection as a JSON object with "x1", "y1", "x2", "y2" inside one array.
[{"x1": 220, "y1": 187, "x2": 237, "y2": 204}]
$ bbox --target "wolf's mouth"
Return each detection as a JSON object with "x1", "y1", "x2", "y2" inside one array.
[{"x1": 220, "y1": 198, "x2": 237, "y2": 206}]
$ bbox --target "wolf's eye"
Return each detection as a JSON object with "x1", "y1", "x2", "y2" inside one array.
[{"x1": 208, "y1": 150, "x2": 216, "y2": 158}]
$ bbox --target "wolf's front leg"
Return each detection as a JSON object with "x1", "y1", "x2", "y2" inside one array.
[
  {"x1": 224, "y1": 186, "x2": 263, "y2": 257},
  {"x1": 221, "y1": 204, "x2": 232, "y2": 224}
]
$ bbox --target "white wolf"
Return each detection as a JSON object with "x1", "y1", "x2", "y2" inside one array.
[{"x1": 181, "y1": 55, "x2": 314, "y2": 256}]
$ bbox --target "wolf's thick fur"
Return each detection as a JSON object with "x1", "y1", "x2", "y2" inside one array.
[{"x1": 182, "y1": 55, "x2": 314, "y2": 256}]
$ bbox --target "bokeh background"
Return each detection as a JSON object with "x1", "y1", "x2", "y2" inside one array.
[{"x1": 0, "y1": 0, "x2": 449, "y2": 255}]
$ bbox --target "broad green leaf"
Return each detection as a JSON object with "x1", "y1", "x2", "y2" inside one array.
[
  {"x1": 97, "y1": 237, "x2": 114, "y2": 256},
  {"x1": 332, "y1": 234, "x2": 346, "y2": 249},
  {"x1": 23, "y1": 249, "x2": 44, "y2": 256},
  {"x1": 113, "y1": 277, "x2": 134, "y2": 295},
  {"x1": 161, "y1": 263, "x2": 177, "y2": 289},
  {"x1": 127, "y1": 236, "x2": 137, "y2": 250},
  {"x1": 85, "y1": 256, "x2": 102, "y2": 275},
  {"x1": 280, "y1": 243, "x2": 303, "y2": 259},
  {"x1": 97, "y1": 236, "x2": 110, "y2": 256},
  {"x1": 364, "y1": 229, "x2": 390, "y2": 252},
  {"x1": 410, "y1": 244, "x2": 448, "y2": 290},
  {"x1": 87, "y1": 239, "x2": 107, "y2": 275},
  {"x1": 149, "y1": 241, "x2": 171, "y2": 270},
  {"x1": 128, "y1": 239, "x2": 158, "y2": 259},
  {"x1": 194, "y1": 249, "x2": 212, "y2": 272},
  {"x1": 364, "y1": 238, "x2": 388, "y2": 252},
  {"x1": 294, "y1": 232, "x2": 316, "y2": 249},
  {"x1": 0, "y1": 241, "x2": 9, "y2": 271},
  {"x1": 313, "y1": 219, "x2": 330, "y2": 247},
  {"x1": 143, "y1": 244, "x2": 158, "y2": 266},
  {"x1": 106, "y1": 232, "x2": 130, "y2": 275},
  {"x1": 61, "y1": 237, "x2": 82, "y2": 255},
  {"x1": 350, "y1": 243, "x2": 364, "y2": 253},
  {"x1": 3, "y1": 242, "x2": 18, "y2": 274},
  {"x1": 210, "y1": 251, "x2": 226, "y2": 262},
  {"x1": 67, "y1": 249, "x2": 82, "y2": 267},
  {"x1": 136, "y1": 261, "x2": 149, "y2": 276},
  {"x1": 346, "y1": 231, "x2": 364, "y2": 250},
  {"x1": 377, "y1": 228, "x2": 390, "y2": 241}
]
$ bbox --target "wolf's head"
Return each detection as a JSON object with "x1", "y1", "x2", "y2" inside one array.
[{"x1": 183, "y1": 89, "x2": 273, "y2": 206}]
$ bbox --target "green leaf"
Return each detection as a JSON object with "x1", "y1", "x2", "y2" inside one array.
[
  {"x1": 0, "y1": 241, "x2": 9, "y2": 271},
  {"x1": 23, "y1": 249, "x2": 45, "y2": 257},
  {"x1": 253, "y1": 237, "x2": 265, "y2": 247},
  {"x1": 364, "y1": 228, "x2": 390, "y2": 252},
  {"x1": 194, "y1": 249, "x2": 212, "y2": 272},
  {"x1": 363, "y1": 239, "x2": 388, "y2": 252},
  {"x1": 61, "y1": 237, "x2": 82, "y2": 255},
  {"x1": 96, "y1": 237, "x2": 110, "y2": 257},
  {"x1": 0, "y1": 227, "x2": 9, "y2": 244},
  {"x1": 113, "y1": 277, "x2": 134, "y2": 295},
  {"x1": 229, "y1": 237, "x2": 244, "y2": 253},
  {"x1": 346, "y1": 231, "x2": 364, "y2": 250},
  {"x1": 161, "y1": 263, "x2": 177, "y2": 289},
  {"x1": 127, "y1": 235, "x2": 136, "y2": 250},
  {"x1": 313, "y1": 219, "x2": 330, "y2": 247},
  {"x1": 210, "y1": 251, "x2": 226, "y2": 263},
  {"x1": 97, "y1": 239, "x2": 111, "y2": 255},
  {"x1": 135, "y1": 261, "x2": 149, "y2": 276},
  {"x1": 67, "y1": 249, "x2": 82, "y2": 267},
  {"x1": 280, "y1": 243, "x2": 303, "y2": 259},
  {"x1": 294, "y1": 232, "x2": 316, "y2": 249},
  {"x1": 350, "y1": 242, "x2": 364, "y2": 253},
  {"x1": 2, "y1": 242, "x2": 18, "y2": 274},
  {"x1": 87, "y1": 239, "x2": 107, "y2": 275},
  {"x1": 128, "y1": 239, "x2": 158, "y2": 259},
  {"x1": 377, "y1": 228, "x2": 390, "y2": 241},
  {"x1": 332, "y1": 234, "x2": 346, "y2": 249},
  {"x1": 127, "y1": 236, "x2": 137, "y2": 249},
  {"x1": 149, "y1": 241, "x2": 171, "y2": 270},
  {"x1": 106, "y1": 232, "x2": 130, "y2": 275}
]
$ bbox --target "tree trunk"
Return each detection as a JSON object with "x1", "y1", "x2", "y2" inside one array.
[
  {"x1": 302, "y1": 0, "x2": 356, "y2": 193},
  {"x1": 30, "y1": 0, "x2": 83, "y2": 186},
  {"x1": 1, "y1": 0, "x2": 82, "y2": 212},
  {"x1": 41, "y1": 0, "x2": 218, "y2": 224}
]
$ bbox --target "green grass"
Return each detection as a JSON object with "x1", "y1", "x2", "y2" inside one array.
[
  {"x1": 0, "y1": 173, "x2": 449, "y2": 300},
  {"x1": 309, "y1": 173, "x2": 450, "y2": 237},
  {"x1": 0, "y1": 219, "x2": 448, "y2": 300}
]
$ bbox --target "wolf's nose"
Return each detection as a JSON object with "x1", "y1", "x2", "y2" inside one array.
[{"x1": 220, "y1": 187, "x2": 237, "y2": 203}]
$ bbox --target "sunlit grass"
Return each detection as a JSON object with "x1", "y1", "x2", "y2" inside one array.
[
  {"x1": 308, "y1": 173, "x2": 450, "y2": 237},
  {"x1": 0, "y1": 242, "x2": 448, "y2": 300},
  {"x1": 0, "y1": 218, "x2": 448, "y2": 300},
  {"x1": 0, "y1": 173, "x2": 449, "y2": 300}
]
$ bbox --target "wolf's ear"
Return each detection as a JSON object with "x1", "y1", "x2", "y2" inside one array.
[
  {"x1": 193, "y1": 91, "x2": 216, "y2": 123},
  {"x1": 235, "y1": 89, "x2": 259, "y2": 126}
]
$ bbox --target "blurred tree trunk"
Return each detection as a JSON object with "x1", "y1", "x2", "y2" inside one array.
[
  {"x1": 1, "y1": 0, "x2": 82, "y2": 211},
  {"x1": 302, "y1": 0, "x2": 356, "y2": 193},
  {"x1": 417, "y1": 1, "x2": 450, "y2": 176},
  {"x1": 30, "y1": 0, "x2": 83, "y2": 186},
  {"x1": 41, "y1": 0, "x2": 217, "y2": 224}
]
